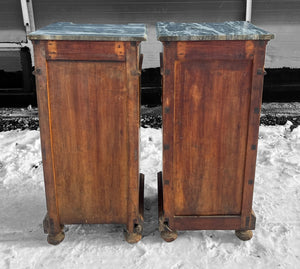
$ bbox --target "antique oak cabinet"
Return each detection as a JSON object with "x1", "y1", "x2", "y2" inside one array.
[
  {"x1": 156, "y1": 22, "x2": 274, "y2": 242},
  {"x1": 28, "y1": 23, "x2": 147, "y2": 245}
]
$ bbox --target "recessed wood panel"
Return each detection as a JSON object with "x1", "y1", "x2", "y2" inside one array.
[
  {"x1": 176, "y1": 41, "x2": 254, "y2": 61},
  {"x1": 47, "y1": 60, "x2": 128, "y2": 224},
  {"x1": 46, "y1": 41, "x2": 125, "y2": 61},
  {"x1": 173, "y1": 59, "x2": 252, "y2": 216}
]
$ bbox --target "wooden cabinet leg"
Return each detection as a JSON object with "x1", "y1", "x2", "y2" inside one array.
[
  {"x1": 160, "y1": 229, "x2": 178, "y2": 243},
  {"x1": 157, "y1": 172, "x2": 178, "y2": 242},
  {"x1": 124, "y1": 224, "x2": 143, "y2": 244},
  {"x1": 159, "y1": 220, "x2": 178, "y2": 242},
  {"x1": 124, "y1": 173, "x2": 144, "y2": 244},
  {"x1": 235, "y1": 230, "x2": 253, "y2": 241},
  {"x1": 47, "y1": 231, "x2": 65, "y2": 245},
  {"x1": 43, "y1": 213, "x2": 65, "y2": 245}
]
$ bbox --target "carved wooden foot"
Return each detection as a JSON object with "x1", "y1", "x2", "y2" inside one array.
[
  {"x1": 161, "y1": 230, "x2": 178, "y2": 242},
  {"x1": 47, "y1": 231, "x2": 65, "y2": 245},
  {"x1": 43, "y1": 213, "x2": 65, "y2": 245},
  {"x1": 235, "y1": 230, "x2": 253, "y2": 241},
  {"x1": 124, "y1": 224, "x2": 143, "y2": 244}
]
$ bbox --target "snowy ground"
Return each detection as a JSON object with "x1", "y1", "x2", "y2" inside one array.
[{"x1": 0, "y1": 124, "x2": 299, "y2": 269}]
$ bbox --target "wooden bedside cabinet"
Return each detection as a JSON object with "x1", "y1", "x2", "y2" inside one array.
[
  {"x1": 28, "y1": 22, "x2": 147, "y2": 245},
  {"x1": 156, "y1": 21, "x2": 274, "y2": 242}
]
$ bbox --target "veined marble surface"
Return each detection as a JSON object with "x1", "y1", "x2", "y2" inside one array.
[
  {"x1": 28, "y1": 22, "x2": 147, "y2": 41},
  {"x1": 156, "y1": 21, "x2": 274, "y2": 41}
]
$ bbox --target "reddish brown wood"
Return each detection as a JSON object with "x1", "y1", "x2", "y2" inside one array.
[
  {"x1": 176, "y1": 40, "x2": 255, "y2": 61},
  {"x1": 33, "y1": 41, "x2": 63, "y2": 243},
  {"x1": 160, "y1": 40, "x2": 270, "y2": 236},
  {"x1": 173, "y1": 216, "x2": 241, "y2": 230},
  {"x1": 161, "y1": 42, "x2": 177, "y2": 231},
  {"x1": 32, "y1": 40, "x2": 143, "y2": 244},
  {"x1": 173, "y1": 59, "x2": 251, "y2": 217},
  {"x1": 125, "y1": 41, "x2": 142, "y2": 234},
  {"x1": 240, "y1": 41, "x2": 268, "y2": 227},
  {"x1": 46, "y1": 40, "x2": 125, "y2": 61}
]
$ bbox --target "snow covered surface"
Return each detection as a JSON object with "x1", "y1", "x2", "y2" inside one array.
[{"x1": 0, "y1": 124, "x2": 299, "y2": 268}]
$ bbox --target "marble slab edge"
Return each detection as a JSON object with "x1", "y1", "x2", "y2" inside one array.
[
  {"x1": 157, "y1": 34, "x2": 274, "y2": 41},
  {"x1": 28, "y1": 22, "x2": 147, "y2": 41},
  {"x1": 28, "y1": 35, "x2": 147, "y2": 41},
  {"x1": 156, "y1": 21, "x2": 274, "y2": 41}
]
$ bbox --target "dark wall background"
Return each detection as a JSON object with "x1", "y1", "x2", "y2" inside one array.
[{"x1": 0, "y1": 0, "x2": 26, "y2": 71}]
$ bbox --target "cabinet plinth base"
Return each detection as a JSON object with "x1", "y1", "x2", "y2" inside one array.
[{"x1": 235, "y1": 230, "x2": 253, "y2": 241}]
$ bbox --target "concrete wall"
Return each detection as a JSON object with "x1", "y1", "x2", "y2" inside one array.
[
  {"x1": 252, "y1": 0, "x2": 300, "y2": 68},
  {"x1": 0, "y1": 0, "x2": 26, "y2": 71},
  {"x1": 0, "y1": 0, "x2": 25, "y2": 40},
  {"x1": 1, "y1": 0, "x2": 300, "y2": 70}
]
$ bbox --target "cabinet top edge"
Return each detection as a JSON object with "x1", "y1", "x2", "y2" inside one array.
[
  {"x1": 28, "y1": 22, "x2": 147, "y2": 41},
  {"x1": 156, "y1": 21, "x2": 274, "y2": 41}
]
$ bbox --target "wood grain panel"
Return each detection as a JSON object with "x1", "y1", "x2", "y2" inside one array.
[
  {"x1": 176, "y1": 41, "x2": 254, "y2": 61},
  {"x1": 46, "y1": 41, "x2": 125, "y2": 61},
  {"x1": 174, "y1": 215, "x2": 241, "y2": 230},
  {"x1": 47, "y1": 60, "x2": 128, "y2": 224},
  {"x1": 173, "y1": 59, "x2": 252, "y2": 216},
  {"x1": 160, "y1": 40, "x2": 269, "y2": 232}
]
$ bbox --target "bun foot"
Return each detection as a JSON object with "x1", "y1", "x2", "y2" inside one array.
[
  {"x1": 235, "y1": 230, "x2": 253, "y2": 241},
  {"x1": 124, "y1": 224, "x2": 143, "y2": 244},
  {"x1": 47, "y1": 231, "x2": 65, "y2": 245},
  {"x1": 43, "y1": 213, "x2": 65, "y2": 245},
  {"x1": 161, "y1": 230, "x2": 178, "y2": 242}
]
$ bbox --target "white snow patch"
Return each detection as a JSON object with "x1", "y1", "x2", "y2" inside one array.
[{"x1": 0, "y1": 125, "x2": 299, "y2": 268}]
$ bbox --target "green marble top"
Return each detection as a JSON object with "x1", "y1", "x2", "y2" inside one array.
[
  {"x1": 156, "y1": 21, "x2": 274, "y2": 41},
  {"x1": 28, "y1": 22, "x2": 147, "y2": 41}
]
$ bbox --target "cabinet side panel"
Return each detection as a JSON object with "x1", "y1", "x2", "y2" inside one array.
[
  {"x1": 47, "y1": 60, "x2": 128, "y2": 224},
  {"x1": 173, "y1": 59, "x2": 252, "y2": 216}
]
